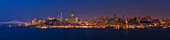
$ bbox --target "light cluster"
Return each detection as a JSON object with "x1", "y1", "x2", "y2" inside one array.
[{"x1": 30, "y1": 12, "x2": 170, "y2": 29}]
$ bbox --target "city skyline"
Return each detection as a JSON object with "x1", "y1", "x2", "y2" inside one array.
[
  {"x1": 0, "y1": 0, "x2": 170, "y2": 22},
  {"x1": 0, "y1": 0, "x2": 170, "y2": 40},
  {"x1": 27, "y1": 12, "x2": 169, "y2": 29},
  {"x1": 1, "y1": 12, "x2": 170, "y2": 22}
]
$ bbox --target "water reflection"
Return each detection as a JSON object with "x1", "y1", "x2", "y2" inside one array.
[{"x1": 1, "y1": 26, "x2": 170, "y2": 40}]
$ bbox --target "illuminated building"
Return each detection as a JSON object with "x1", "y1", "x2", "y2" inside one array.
[
  {"x1": 52, "y1": 17, "x2": 55, "y2": 20},
  {"x1": 60, "y1": 12, "x2": 63, "y2": 22},
  {"x1": 64, "y1": 17, "x2": 69, "y2": 22},
  {"x1": 78, "y1": 19, "x2": 83, "y2": 24},
  {"x1": 113, "y1": 14, "x2": 118, "y2": 25},
  {"x1": 137, "y1": 18, "x2": 141, "y2": 24},
  {"x1": 94, "y1": 17, "x2": 97, "y2": 19},
  {"x1": 38, "y1": 20, "x2": 43, "y2": 24},
  {"x1": 69, "y1": 17, "x2": 78, "y2": 24},
  {"x1": 125, "y1": 19, "x2": 129, "y2": 26},
  {"x1": 71, "y1": 12, "x2": 75, "y2": 17},
  {"x1": 31, "y1": 20, "x2": 35, "y2": 25},
  {"x1": 47, "y1": 16, "x2": 53, "y2": 20},
  {"x1": 42, "y1": 18, "x2": 46, "y2": 23},
  {"x1": 57, "y1": 12, "x2": 63, "y2": 22},
  {"x1": 64, "y1": 13, "x2": 78, "y2": 24},
  {"x1": 90, "y1": 18, "x2": 94, "y2": 23},
  {"x1": 28, "y1": 12, "x2": 169, "y2": 28},
  {"x1": 57, "y1": 15, "x2": 60, "y2": 20},
  {"x1": 31, "y1": 17, "x2": 38, "y2": 25}
]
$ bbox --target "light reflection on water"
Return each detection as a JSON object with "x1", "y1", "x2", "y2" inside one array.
[{"x1": 0, "y1": 26, "x2": 170, "y2": 40}]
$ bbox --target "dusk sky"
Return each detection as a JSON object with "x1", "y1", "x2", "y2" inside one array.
[{"x1": 0, "y1": 0, "x2": 170, "y2": 22}]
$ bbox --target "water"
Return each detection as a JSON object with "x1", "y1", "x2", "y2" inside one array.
[{"x1": 0, "y1": 26, "x2": 170, "y2": 40}]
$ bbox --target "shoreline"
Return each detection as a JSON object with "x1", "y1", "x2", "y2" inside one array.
[{"x1": 11, "y1": 25, "x2": 170, "y2": 29}]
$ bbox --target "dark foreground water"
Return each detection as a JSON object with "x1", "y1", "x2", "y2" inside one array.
[{"x1": 0, "y1": 26, "x2": 170, "y2": 40}]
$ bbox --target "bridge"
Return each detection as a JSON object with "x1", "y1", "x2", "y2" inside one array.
[{"x1": 0, "y1": 20, "x2": 30, "y2": 24}]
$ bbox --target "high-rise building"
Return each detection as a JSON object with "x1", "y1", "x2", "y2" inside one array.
[
  {"x1": 57, "y1": 15, "x2": 60, "y2": 20},
  {"x1": 31, "y1": 20, "x2": 35, "y2": 25},
  {"x1": 57, "y1": 12, "x2": 63, "y2": 22},
  {"x1": 52, "y1": 17, "x2": 55, "y2": 20},
  {"x1": 65, "y1": 12, "x2": 79, "y2": 24},
  {"x1": 125, "y1": 19, "x2": 129, "y2": 26},
  {"x1": 42, "y1": 18, "x2": 46, "y2": 23},
  {"x1": 137, "y1": 18, "x2": 141, "y2": 24},
  {"x1": 31, "y1": 17, "x2": 38, "y2": 25},
  {"x1": 60, "y1": 12, "x2": 63, "y2": 22},
  {"x1": 64, "y1": 17, "x2": 69, "y2": 21},
  {"x1": 34, "y1": 17, "x2": 37, "y2": 20},
  {"x1": 38, "y1": 20, "x2": 42, "y2": 24},
  {"x1": 75, "y1": 17, "x2": 78, "y2": 23},
  {"x1": 71, "y1": 13, "x2": 75, "y2": 17}
]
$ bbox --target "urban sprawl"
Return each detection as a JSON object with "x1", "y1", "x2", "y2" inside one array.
[{"x1": 28, "y1": 12, "x2": 170, "y2": 29}]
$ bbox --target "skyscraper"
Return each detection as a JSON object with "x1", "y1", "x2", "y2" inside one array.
[
  {"x1": 31, "y1": 17, "x2": 38, "y2": 25},
  {"x1": 67, "y1": 12, "x2": 78, "y2": 24},
  {"x1": 71, "y1": 12, "x2": 75, "y2": 17},
  {"x1": 38, "y1": 19, "x2": 42, "y2": 24},
  {"x1": 60, "y1": 12, "x2": 63, "y2": 22},
  {"x1": 57, "y1": 12, "x2": 63, "y2": 22},
  {"x1": 42, "y1": 18, "x2": 46, "y2": 24}
]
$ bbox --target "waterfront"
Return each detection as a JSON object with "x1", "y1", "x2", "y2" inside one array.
[{"x1": 0, "y1": 26, "x2": 170, "y2": 40}]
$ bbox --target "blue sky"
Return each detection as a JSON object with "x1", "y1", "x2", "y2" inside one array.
[{"x1": 0, "y1": 0, "x2": 170, "y2": 22}]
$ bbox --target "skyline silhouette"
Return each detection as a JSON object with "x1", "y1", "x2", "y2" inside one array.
[{"x1": 0, "y1": 0, "x2": 169, "y2": 22}]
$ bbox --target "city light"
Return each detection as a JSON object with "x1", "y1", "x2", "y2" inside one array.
[{"x1": 22, "y1": 12, "x2": 170, "y2": 29}]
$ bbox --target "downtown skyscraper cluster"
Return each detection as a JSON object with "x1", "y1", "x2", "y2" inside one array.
[{"x1": 30, "y1": 12, "x2": 170, "y2": 28}]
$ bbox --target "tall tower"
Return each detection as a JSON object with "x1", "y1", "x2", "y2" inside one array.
[
  {"x1": 60, "y1": 12, "x2": 63, "y2": 22},
  {"x1": 57, "y1": 15, "x2": 60, "y2": 20}
]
